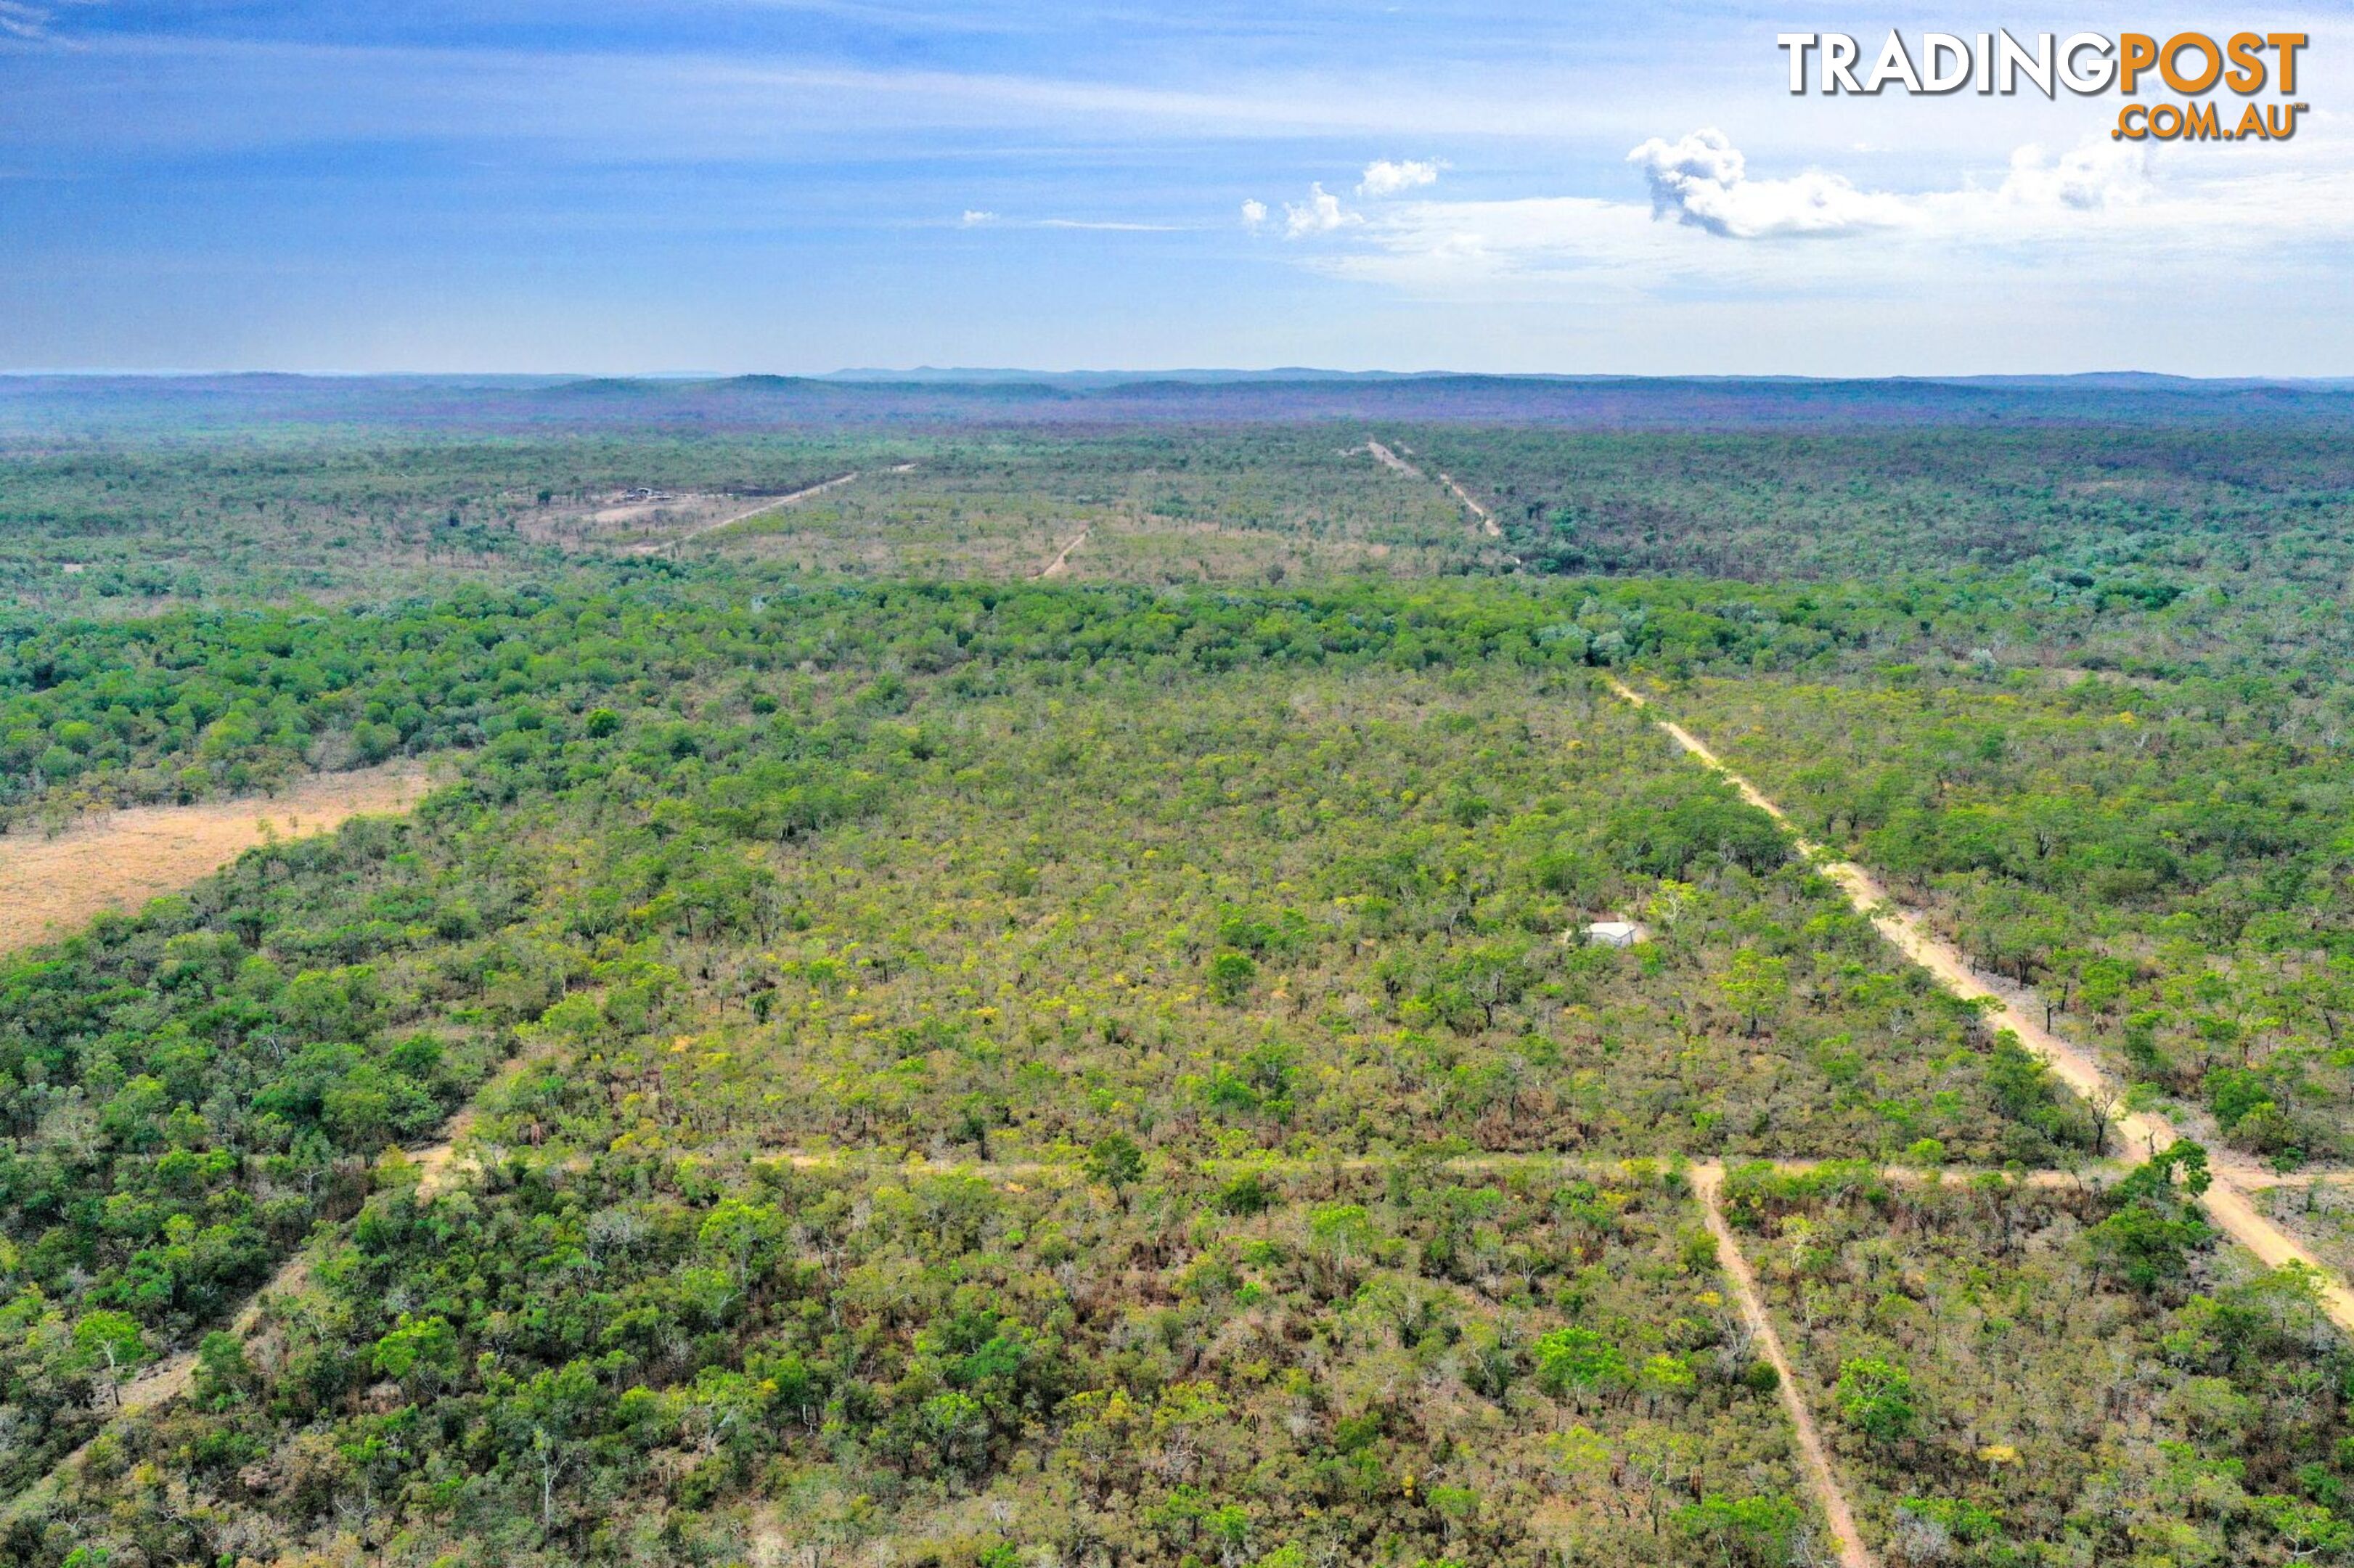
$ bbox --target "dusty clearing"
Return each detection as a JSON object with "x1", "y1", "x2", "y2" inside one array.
[
  {"x1": 1361, "y1": 438, "x2": 1425, "y2": 478},
  {"x1": 0, "y1": 761, "x2": 428, "y2": 953},
  {"x1": 590, "y1": 492, "x2": 722, "y2": 526}
]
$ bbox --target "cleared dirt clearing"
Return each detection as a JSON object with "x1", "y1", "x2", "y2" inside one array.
[{"x1": 0, "y1": 761, "x2": 428, "y2": 952}]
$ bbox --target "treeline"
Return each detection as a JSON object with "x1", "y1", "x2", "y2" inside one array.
[
  {"x1": 16, "y1": 563, "x2": 2315, "y2": 831},
  {"x1": 0, "y1": 577, "x2": 1802, "y2": 827},
  {"x1": 1412, "y1": 424, "x2": 2354, "y2": 582},
  {"x1": 0, "y1": 432, "x2": 873, "y2": 607}
]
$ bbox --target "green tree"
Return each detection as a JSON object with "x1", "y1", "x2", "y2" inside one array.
[
  {"x1": 72, "y1": 1310, "x2": 148, "y2": 1405},
  {"x1": 1085, "y1": 1132, "x2": 1146, "y2": 1209},
  {"x1": 1534, "y1": 1326, "x2": 1627, "y2": 1402},
  {"x1": 372, "y1": 1313, "x2": 461, "y2": 1396},
  {"x1": 1721, "y1": 948, "x2": 1789, "y2": 1038},
  {"x1": 1208, "y1": 950, "x2": 1258, "y2": 1005},
  {"x1": 1673, "y1": 1493, "x2": 1804, "y2": 1567},
  {"x1": 1834, "y1": 1356, "x2": 1917, "y2": 1443}
]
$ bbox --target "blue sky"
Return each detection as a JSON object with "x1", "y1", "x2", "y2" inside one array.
[{"x1": 1, "y1": 1, "x2": 2348, "y2": 374}]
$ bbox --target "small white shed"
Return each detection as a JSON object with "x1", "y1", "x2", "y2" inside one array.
[{"x1": 1580, "y1": 920, "x2": 1646, "y2": 949}]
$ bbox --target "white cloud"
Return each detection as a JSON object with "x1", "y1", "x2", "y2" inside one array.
[
  {"x1": 1994, "y1": 141, "x2": 2149, "y2": 211},
  {"x1": 1625, "y1": 128, "x2": 2163, "y2": 243},
  {"x1": 1283, "y1": 181, "x2": 1359, "y2": 238},
  {"x1": 1627, "y1": 128, "x2": 1908, "y2": 239},
  {"x1": 1240, "y1": 198, "x2": 1267, "y2": 229},
  {"x1": 959, "y1": 209, "x2": 997, "y2": 226},
  {"x1": 1358, "y1": 158, "x2": 1442, "y2": 197},
  {"x1": 1287, "y1": 120, "x2": 2354, "y2": 311}
]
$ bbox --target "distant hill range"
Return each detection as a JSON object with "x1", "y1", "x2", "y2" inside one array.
[{"x1": 4, "y1": 369, "x2": 2350, "y2": 433}]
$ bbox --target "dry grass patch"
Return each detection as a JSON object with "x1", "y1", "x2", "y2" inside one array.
[{"x1": 0, "y1": 760, "x2": 428, "y2": 951}]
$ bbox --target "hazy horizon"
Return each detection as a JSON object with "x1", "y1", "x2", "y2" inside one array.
[{"x1": 7, "y1": 368, "x2": 2353, "y2": 385}]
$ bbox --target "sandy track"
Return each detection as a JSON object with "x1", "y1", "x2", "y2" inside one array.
[
  {"x1": 752, "y1": 1148, "x2": 2089, "y2": 1188},
  {"x1": 0, "y1": 763, "x2": 428, "y2": 953},
  {"x1": 1436, "y1": 470, "x2": 1502, "y2": 537},
  {"x1": 1605, "y1": 674, "x2": 2354, "y2": 1335},
  {"x1": 1034, "y1": 529, "x2": 1090, "y2": 579},
  {"x1": 0, "y1": 1246, "x2": 320, "y2": 1522},
  {"x1": 764, "y1": 1145, "x2": 1888, "y2": 1560},
  {"x1": 1694, "y1": 1163, "x2": 1875, "y2": 1568},
  {"x1": 1362, "y1": 440, "x2": 1503, "y2": 542},
  {"x1": 12, "y1": 1138, "x2": 2077, "y2": 1522}
]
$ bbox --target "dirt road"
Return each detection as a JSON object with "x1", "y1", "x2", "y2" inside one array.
[
  {"x1": 1436, "y1": 470, "x2": 1502, "y2": 537},
  {"x1": 1, "y1": 767, "x2": 433, "y2": 1516},
  {"x1": 1362, "y1": 439, "x2": 1504, "y2": 542},
  {"x1": 1694, "y1": 1163, "x2": 1875, "y2": 1568},
  {"x1": 1362, "y1": 439, "x2": 1424, "y2": 478},
  {"x1": 0, "y1": 762, "x2": 428, "y2": 952},
  {"x1": 632, "y1": 470, "x2": 868, "y2": 554},
  {"x1": 1035, "y1": 529, "x2": 1090, "y2": 579},
  {"x1": 7, "y1": 1048, "x2": 532, "y2": 1521},
  {"x1": 754, "y1": 1147, "x2": 2088, "y2": 1189},
  {"x1": 1605, "y1": 674, "x2": 2354, "y2": 1334}
]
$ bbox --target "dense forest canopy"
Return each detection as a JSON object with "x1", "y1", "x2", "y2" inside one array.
[{"x1": 0, "y1": 384, "x2": 2350, "y2": 1567}]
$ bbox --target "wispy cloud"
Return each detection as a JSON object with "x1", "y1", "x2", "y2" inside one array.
[
  {"x1": 7, "y1": 7, "x2": 2354, "y2": 375},
  {"x1": 1294, "y1": 122, "x2": 2354, "y2": 310},
  {"x1": 0, "y1": 32, "x2": 1650, "y2": 162},
  {"x1": 0, "y1": 0, "x2": 61, "y2": 41},
  {"x1": 956, "y1": 213, "x2": 1189, "y2": 232},
  {"x1": 1037, "y1": 218, "x2": 1187, "y2": 231}
]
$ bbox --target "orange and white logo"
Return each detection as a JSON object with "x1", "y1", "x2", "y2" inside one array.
[{"x1": 1776, "y1": 30, "x2": 2310, "y2": 140}]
